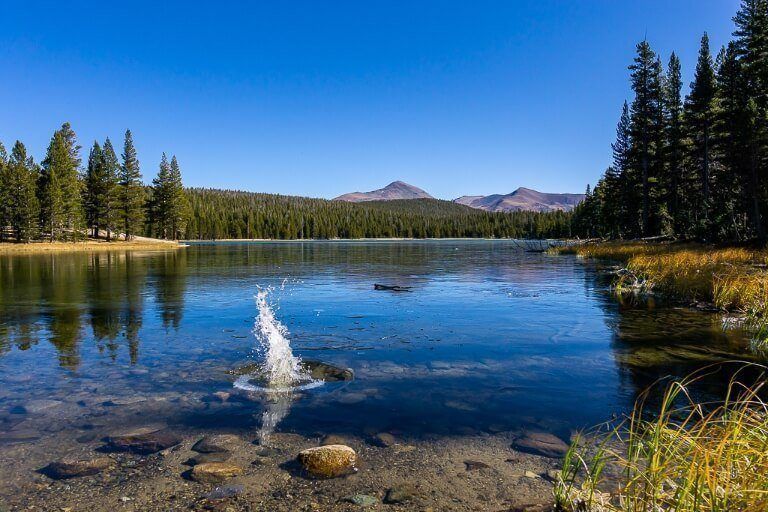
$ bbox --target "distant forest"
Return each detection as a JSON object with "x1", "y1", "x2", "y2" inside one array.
[
  {"x1": 0, "y1": 125, "x2": 573, "y2": 242},
  {"x1": 185, "y1": 188, "x2": 573, "y2": 240},
  {"x1": 573, "y1": 1, "x2": 768, "y2": 242}
]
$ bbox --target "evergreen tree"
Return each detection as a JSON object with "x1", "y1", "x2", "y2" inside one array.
[
  {"x1": 734, "y1": 0, "x2": 768, "y2": 240},
  {"x1": 628, "y1": 41, "x2": 664, "y2": 236},
  {"x1": 664, "y1": 52, "x2": 686, "y2": 234},
  {"x1": 684, "y1": 33, "x2": 717, "y2": 238},
  {"x1": 150, "y1": 153, "x2": 173, "y2": 239},
  {"x1": 100, "y1": 138, "x2": 120, "y2": 239},
  {"x1": 605, "y1": 101, "x2": 631, "y2": 237},
  {"x1": 5, "y1": 142, "x2": 40, "y2": 242},
  {"x1": 40, "y1": 123, "x2": 83, "y2": 241},
  {"x1": 168, "y1": 156, "x2": 189, "y2": 239},
  {"x1": 119, "y1": 130, "x2": 145, "y2": 240},
  {"x1": 84, "y1": 142, "x2": 104, "y2": 237},
  {"x1": 0, "y1": 142, "x2": 8, "y2": 240}
]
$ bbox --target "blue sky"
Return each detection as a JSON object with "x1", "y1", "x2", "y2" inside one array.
[{"x1": 0, "y1": 1, "x2": 740, "y2": 199}]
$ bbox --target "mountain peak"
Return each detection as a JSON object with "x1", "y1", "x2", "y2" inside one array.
[
  {"x1": 454, "y1": 187, "x2": 584, "y2": 212},
  {"x1": 334, "y1": 181, "x2": 434, "y2": 202}
]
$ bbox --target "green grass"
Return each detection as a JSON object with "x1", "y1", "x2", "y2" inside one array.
[{"x1": 554, "y1": 365, "x2": 768, "y2": 512}]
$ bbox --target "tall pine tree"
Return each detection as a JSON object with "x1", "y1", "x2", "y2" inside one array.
[
  {"x1": 119, "y1": 130, "x2": 144, "y2": 240},
  {"x1": 664, "y1": 52, "x2": 685, "y2": 234},
  {"x1": 40, "y1": 123, "x2": 83, "y2": 241},
  {"x1": 684, "y1": 33, "x2": 717, "y2": 239}
]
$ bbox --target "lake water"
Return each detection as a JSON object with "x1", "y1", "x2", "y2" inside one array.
[{"x1": 0, "y1": 240, "x2": 753, "y2": 447}]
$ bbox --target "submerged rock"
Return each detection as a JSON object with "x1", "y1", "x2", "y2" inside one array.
[
  {"x1": 384, "y1": 483, "x2": 418, "y2": 504},
  {"x1": 43, "y1": 456, "x2": 114, "y2": 479},
  {"x1": 370, "y1": 432, "x2": 396, "y2": 447},
  {"x1": 302, "y1": 361, "x2": 354, "y2": 382},
  {"x1": 191, "y1": 462, "x2": 243, "y2": 484},
  {"x1": 342, "y1": 494, "x2": 378, "y2": 506},
  {"x1": 297, "y1": 444, "x2": 356, "y2": 478},
  {"x1": 464, "y1": 460, "x2": 490, "y2": 471},
  {"x1": 320, "y1": 434, "x2": 348, "y2": 446},
  {"x1": 192, "y1": 434, "x2": 241, "y2": 454},
  {"x1": 104, "y1": 431, "x2": 181, "y2": 455},
  {"x1": 512, "y1": 432, "x2": 569, "y2": 458},
  {"x1": 186, "y1": 451, "x2": 232, "y2": 465},
  {"x1": 230, "y1": 360, "x2": 353, "y2": 382},
  {"x1": 373, "y1": 283, "x2": 412, "y2": 292}
]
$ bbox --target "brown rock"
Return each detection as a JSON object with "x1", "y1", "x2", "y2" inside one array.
[
  {"x1": 370, "y1": 432, "x2": 396, "y2": 447},
  {"x1": 192, "y1": 434, "x2": 241, "y2": 453},
  {"x1": 464, "y1": 460, "x2": 490, "y2": 471},
  {"x1": 297, "y1": 444, "x2": 356, "y2": 478},
  {"x1": 320, "y1": 434, "x2": 347, "y2": 446},
  {"x1": 186, "y1": 450, "x2": 232, "y2": 465},
  {"x1": 190, "y1": 462, "x2": 243, "y2": 484},
  {"x1": 512, "y1": 432, "x2": 569, "y2": 458},
  {"x1": 384, "y1": 483, "x2": 418, "y2": 504},
  {"x1": 105, "y1": 431, "x2": 181, "y2": 454},
  {"x1": 43, "y1": 456, "x2": 114, "y2": 479}
]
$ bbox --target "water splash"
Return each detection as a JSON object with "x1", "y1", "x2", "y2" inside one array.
[{"x1": 233, "y1": 287, "x2": 321, "y2": 392}]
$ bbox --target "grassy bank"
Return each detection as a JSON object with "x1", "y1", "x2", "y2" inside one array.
[
  {"x1": 554, "y1": 365, "x2": 768, "y2": 511},
  {"x1": 0, "y1": 239, "x2": 182, "y2": 254},
  {"x1": 551, "y1": 241, "x2": 768, "y2": 354}
]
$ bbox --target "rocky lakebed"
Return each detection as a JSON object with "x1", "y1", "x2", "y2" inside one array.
[{"x1": 0, "y1": 387, "x2": 565, "y2": 511}]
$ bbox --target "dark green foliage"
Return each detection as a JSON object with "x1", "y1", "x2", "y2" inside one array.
[
  {"x1": 685, "y1": 33, "x2": 717, "y2": 237},
  {"x1": 6, "y1": 142, "x2": 40, "y2": 242},
  {"x1": 183, "y1": 188, "x2": 572, "y2": 240},
  {"x1": 39, "y1": 123, "x2": 84, "y2": 241},
  {"x1": 575, "y1": 1, "x2": 768, "y2": 244},
  {"x1": 100, "y1": 138, "x2": 121, "y2": 239},
  {"x1": 118, "y1": 130, "x2": 144, "y2": 240}
]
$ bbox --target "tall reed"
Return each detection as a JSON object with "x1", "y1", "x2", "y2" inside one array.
[{"x1": 554, "y1": 364, "x2": 768, "y2": 512}]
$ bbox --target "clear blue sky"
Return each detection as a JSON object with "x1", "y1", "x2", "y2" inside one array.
[{"x1": 0, "y1": 1, "x2": 740, "y2": 199}]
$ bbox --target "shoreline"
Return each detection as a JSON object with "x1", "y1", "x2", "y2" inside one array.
[
  {"x1": 0, "y1": 239, "x2": 183, "y2": 254},
  {"x1": 182, "y1": 237, "x2": 568, "y2": 242}
]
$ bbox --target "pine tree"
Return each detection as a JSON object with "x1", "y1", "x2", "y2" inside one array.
[
  {"x1": 85, "y1": 142, "x2": 104, "y2": 237},
  {"x1": 168, "y1": 156, "x2": 189, "y2": 239},
  {"x1": 628, "y1": 41, "x2": 664, "y2": 236},
  {"x1": 40, "y1": 123, "x2": 83, "y2": 241},
  {"x1": 605, "y1": 102, "x2": 631, "y2": 237},
  {"x1": 664, "y1": 52, "x2": 686, "y2": 234},
  {"x1": 5, "y1": 142, "x2": 40, "y2": 242},
  {"x1": 151, "y1": 153, "x2": 173, "y2": 239},
  {"x1": 0, "y1": 142, "x2": 9, "y2": 240},
  {"x1": 685, "y1": 33, "x2": 717, "y2": 239},
  {"x1": 119, "y1": 130, "x2": 144, "y2": 240},
  {"x1": 733, "y1": 0, "x2": 768, "y2": 240},
  {"x1": 100, "y1": 138, "x2": 120, "y2": 239}
]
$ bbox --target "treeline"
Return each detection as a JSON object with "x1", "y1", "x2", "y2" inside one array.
[
  {"x1": 186, "y1": 188, "x2": 573, "y2": 239},
  {"x1": 574, "y1": 1, "x2": 768, "y2": 243},
  {"x1": 1, "y1": 124, "x2": 574, "y2": 242},
  {"x1": 0, "y1": 123, "x2": 189, "y2": 242}
]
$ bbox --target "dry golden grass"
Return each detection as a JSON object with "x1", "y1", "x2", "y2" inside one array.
[
  {"x1": 0, "y1": 240, "x2": 182, "y2": 254},
  {"x1": 552, "y1": 242, "x2": 768, "y2": 353},
  {"x1": 555, "y1": 365, "x2": 768, "y2": 512}
]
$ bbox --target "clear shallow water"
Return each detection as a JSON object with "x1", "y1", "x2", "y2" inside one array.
[{"x1": 0, "y1": 241, "x2": 754, "y2": 442}]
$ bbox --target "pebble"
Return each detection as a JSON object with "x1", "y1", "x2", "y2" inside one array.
[
  {"x1": 192, "y1": 434, "x2": 241, "y2": 454},
  {"x1": 512, "y1": 432, "x2": 570, "y2": 458},
  {"x1": 104, "y1": 430, "x2": 181, "y2": 455},
  {"x1": 297, "y1": 444, "x2": 356, "y2": 478},
  {"x1": 191, "y1": 462, "x2": 243, "y2": 484},
  {"x1": 20, "y1": 399, "x2": 64, "y2": 414},
  {"x1": 342, "y1": 494, "x2": 378, "y2": 506},
  {"x1": 370, "y1": 432, "x2": 396, "y2": 447},
  {"x1": 186, "y1": 451, "x2": 232, "y2": 465},
  {"x1": 384, "y1": 483, "x2": 418, "y2": 504},
  {"x1": 43, "y1": 456, "x2": 114, "y2": 479},
  {"x1": 464, "y1": 460, "x2": 490, "y2": 471}
]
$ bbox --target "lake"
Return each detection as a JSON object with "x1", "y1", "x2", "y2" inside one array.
[{"x1": 0, "y1": 241, "x2": 754, "y2": 510}]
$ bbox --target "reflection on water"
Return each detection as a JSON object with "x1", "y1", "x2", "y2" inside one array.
[{"x1": 0, "y1": 241, "x2": 757, "y2": 442}]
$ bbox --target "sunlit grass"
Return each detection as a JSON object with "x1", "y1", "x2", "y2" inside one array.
[
  {"x1": 554, "y1": 365, "x2": 768, "y2": 512},
  {"x1": 551, "y1": 242, "x2": 768, "y2": 355}
]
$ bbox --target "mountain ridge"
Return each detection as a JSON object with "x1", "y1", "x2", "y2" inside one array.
[
  {"x1": 335, "y1": 181, "x2": 584, "y2": 212},
  {"x1": 334, "y1": 181, "x2": 434, "y2": 202}
]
